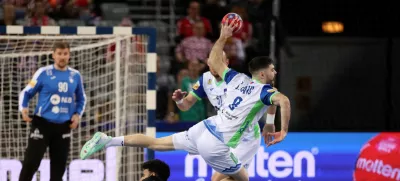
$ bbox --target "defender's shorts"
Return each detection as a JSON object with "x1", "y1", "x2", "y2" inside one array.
[{"x1": 172, "y1": 120, "x2": 243, "y2": 174}]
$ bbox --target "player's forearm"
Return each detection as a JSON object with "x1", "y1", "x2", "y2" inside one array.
[
  {"x1": 209, "y1": 38, "x2": 227, "y2": 71},
  {"x1": 265, "y1": 105, "x2": 277, "y2": 124},
  {"x1": 75, "y1": 97, "x2": 86, "y2": 116},
  {"x1": 75, "y1": 77, "x2": 87, "y2": 116},
  {"x1": 279, "y1": 98, "x2": 291, "y2": 132},
  {"x1": 176, "y1": 97, "x2": 194, "y2": 111},
  {"x1": 267, "y1": 105, "x2": 277, "y2": 114},
  {"x1": 18, "y1": 89, "x2": 31, "y2": 111}
]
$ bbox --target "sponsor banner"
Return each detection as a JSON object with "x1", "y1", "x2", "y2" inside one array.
[
  {"x1": 155, "y1": 132, "x2": 377, "y2": 181},
  {"x1": 0, "y1": 132, "x2": 378, "y2": 181}
]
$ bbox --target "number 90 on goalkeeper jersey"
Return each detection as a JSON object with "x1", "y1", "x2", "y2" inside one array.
[
  {"x1": 19, "y1": 65, "x2": 87, "y2": 123},
  {"x1": 208, "y1": 68, "x2": 278, "y2": 148}
]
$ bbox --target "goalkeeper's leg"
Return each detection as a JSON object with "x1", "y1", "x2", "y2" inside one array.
[
  {"x1": 19, "y1": 118, "x2": 48, "y2": 181},
  {"x1": 81, "y1": 121, "x2": 206, "y2": 159}
]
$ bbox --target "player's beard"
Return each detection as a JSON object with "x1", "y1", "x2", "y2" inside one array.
[
  {"x1": 266, "y1": 77, "x2": 275, "y2": 86},
  {"x1": 56, "y1": 60, "x2": 68, "y2": 69}
]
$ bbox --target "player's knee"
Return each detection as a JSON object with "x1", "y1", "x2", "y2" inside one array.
[
  {"x1": 227, "y1": 167, "x2": 248, "y2": 181},
  {"x1": 211, "y1": 172, "x2": 228, "y2": 181},
  {"x1": 220, "y1": 177, "x2": 235, "y2": 181}
]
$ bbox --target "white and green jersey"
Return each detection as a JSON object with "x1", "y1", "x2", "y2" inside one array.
[
  {"x1": 190, "y1": 71, "x2": 226, "y2": 111},
  {"x1": 191, "y1": 71, "x2": 262, "y2": 142},
  {"x1": 203, "y1": 68, "x2": 278, "y2": 148}
]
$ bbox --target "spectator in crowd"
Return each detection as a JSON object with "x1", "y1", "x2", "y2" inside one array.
[
  {"x1": 201, "y1": 0, "x2": 227, "y2": 41},
  {"x1": 140, "y1": 159, "x2": 170, "y2": 181},
  {"x1": 2, "y1": 0, "x2": 28, "y2": 19},
  {"x1": 156, "y1": 56, "x2": 178, "y2": 123},
  {"x1": 176, "y1": 68, "x2": 189, "y2": 89},
  {"x1": 178, "y1": 59, "x2": 206, "y2": 122},
  {"x1": 17, "y1": 57, "x2": 38, "y2": 84},
  {"x1": 224, "y1": 35, "x2": 245, "y2": 71},
  {"x1": 176, "y1": 1, "x2": 212, "y2": 40},
  {"x1": 0, "y1": 2, "x2": 16, "y2": 25},
  {"x1": 24, "y1": 0, "x2": 56, "y2": 26},
  {"x1": 120, "y1": 17, "x2": 133, "y2": 26},
  {"x1": 231, "y1": 5, "x2": 253, "y2": 47},
  {"x1": 2, "y1": 0, "x2": 27, "y2": 7},
  {"x1": 175, "y1": 20, "x2": 212, "y2": 67}
]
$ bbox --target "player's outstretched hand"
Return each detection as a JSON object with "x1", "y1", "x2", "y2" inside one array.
[
  {"x1": 21, "y1": 108, "x2": 32, "y2": 122},
  {"x1": 172, "y1": 89, "x2": 187, "y2": 102},
  {"x1": 265, "y1": 130, "x2": 287, "y2": 147},
  {"x1": 262, "y1": 124, "x2": 275, "y2": 145},
  {"x1": 70, "y1": 114, "x2": 80, "y2": 129},
  {"x1": 219, "y1": 21, "x2": 235, "y2": 40}
]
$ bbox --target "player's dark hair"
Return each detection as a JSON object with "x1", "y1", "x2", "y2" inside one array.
[
  {"x1": 53, "y1": 42, "x2": 70, "y2": 51},
  {"x1": 248, "y1": 56, "x2": 273, "y2": 75},
  {"x1": 142, "y1": 159, "x2": 170, "y2": 181}
]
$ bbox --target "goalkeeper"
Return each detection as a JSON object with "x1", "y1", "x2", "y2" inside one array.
[{"x1": 18, "y1": 42, "x2": 86, "y2": 181}]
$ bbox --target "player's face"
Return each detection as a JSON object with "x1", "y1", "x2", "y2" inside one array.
[
  {"x1": 261, "y1": 64, "x2": 277, "y2": 84},
  {"x1": 52, "y1": 48, "x2": 70, "y2": 69},
  {"x1": 140, "y1": 169, "x2": 154, "y2": 181}
]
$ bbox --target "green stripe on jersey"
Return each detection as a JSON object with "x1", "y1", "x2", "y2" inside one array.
[
  {"x1": 215, "y1": 80, "x2": 224, "y2": 86},
  {"x1": 190, "y1": 91, "x2": 202, "y2": 100},
  {"x1": 254, "y1": 123, "x2": 261, "y2": 139},
  {"x1": 269, "y1": 92, "x2": 279, "y2": 105},
  {"x1": 222, "y1": 68, "x2": 230, "y2": 81},
  {"x1": 227, "y1": 100, "x2": 265, "y2": 148},
  {"x1": 230, "y1": 152, "x2": 239, "y2": 164}
]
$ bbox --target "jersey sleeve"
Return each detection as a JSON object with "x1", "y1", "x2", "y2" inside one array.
[
  {"x1": 260, "y1": 84, "x2": 279, "y2": 106},
  {"x1": 190, "y1": 75, "x2": 207, "y2": 100},
  {"x1": 19, "y1": 68, "x2": 45, "y2": 111},
  {"x1": 222, "y1": 68, "x2": 240, "y2": 84},
  {"x1": 74, "y1": 73, "x2": 87, "y2": 117}
]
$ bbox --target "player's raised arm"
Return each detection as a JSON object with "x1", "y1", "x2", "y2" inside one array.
[{"x1": 208, "y1": 23, "x2": 235, "y2": 79}]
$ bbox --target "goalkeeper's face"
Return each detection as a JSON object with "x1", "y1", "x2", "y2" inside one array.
[{"x1": 53, "y1": 48, "x2": 70, "y2": 69}]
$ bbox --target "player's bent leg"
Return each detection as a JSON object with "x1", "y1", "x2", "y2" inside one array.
[
  {"x1": 211, "y1": 172, "x2": 229, "y2": 181},
  {"x1": 171, "y1": 121, "x2": 207, "y2": 154},
  {"x1": 211, "y1": 137, "x2": 260, "y2": 181},
  {"x1": 231, "y1": 137, "x2": 261, "y2": 169},
  {"x1": 80, "y1": 121, "x2": 208, "y2": 159},
  {"x1": 220, "y1": 177, "x2": 235, "y2": 181},
  {"x1": 124, "y1": 134, "x2": 175, "y2": 151},
  {"x1": 80, "y1": 132, "x2": 176, "y2": 159},
  {"x1": 196, "y1": 129, "x2": 248, "y2": 181},
  {"x1": 222, "y1": 168, "x2": 248, "y2": 181}
]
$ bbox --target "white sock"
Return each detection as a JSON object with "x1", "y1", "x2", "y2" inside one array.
[{"x1": 105, "y1": 136, "x2": 124, "y2": 148}]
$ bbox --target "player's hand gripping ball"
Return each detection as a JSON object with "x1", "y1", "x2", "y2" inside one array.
[{"x1": 221, "y1": 13, "x2": 243, "y2": 33}]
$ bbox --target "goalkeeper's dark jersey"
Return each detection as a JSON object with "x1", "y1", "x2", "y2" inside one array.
[{"x1": 19, "y1": 64, "x2": 86, "y2": 123}]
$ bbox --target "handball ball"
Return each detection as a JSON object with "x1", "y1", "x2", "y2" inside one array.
[{"x1": 221, "y1": 13, "x2": 243, "y2": 33}]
